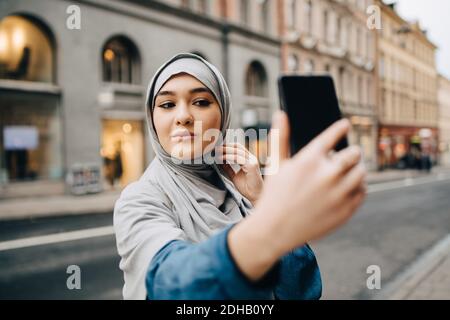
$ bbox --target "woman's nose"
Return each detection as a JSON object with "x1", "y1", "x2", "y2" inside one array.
[{"x1": 175, "y1": 103, "x2": 194, "y2": 126}]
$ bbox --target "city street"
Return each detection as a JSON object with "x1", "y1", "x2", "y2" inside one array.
[{"x1": 0, "y1": 173, "x2": 449, "y2": 300}]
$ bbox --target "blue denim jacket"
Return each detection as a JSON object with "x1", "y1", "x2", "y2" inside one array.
[{"x1": 146, "y1": 224, "x2": 322, "y2": 300}]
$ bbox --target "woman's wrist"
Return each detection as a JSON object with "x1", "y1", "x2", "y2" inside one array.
[
  {"x1": 227, "y1": 212, "x2": 285, "y2": 282},
  {"x1": 247, "y1": 193, "x2": 260, "y2": 207}
]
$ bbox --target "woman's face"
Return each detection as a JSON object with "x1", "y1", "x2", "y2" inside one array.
[{"x1": 153, "y1": 73, "x2": 222, "y2": 160}]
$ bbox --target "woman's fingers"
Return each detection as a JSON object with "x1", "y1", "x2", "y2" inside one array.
[
  {"x1": 347, "y1": 187, "x2": 367, "y2": 214},
  {"x1": 303, "y1": 118, "x2": 350, "y2": 157},
  {"x1": 217, "y1": 153, "x2": 247, "y2": 165},
  {"x1": 334, "y1": 187, "x2": 366, "y2": 225},
  {"x1": 331, "y1": 145, "x2": 362, "y2": 176},
  {"x1": 336, "y1": 163, "x2": 367, "y2": 198},
  {"x1": 218, "y1": 145, "x2": 248, "y2": 159},
  {"x1": 216, "y1": 145, "x2": 259, "y2": 165}
]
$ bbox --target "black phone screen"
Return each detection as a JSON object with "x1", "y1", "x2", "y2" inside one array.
[{"x1": 278, "y1": 75, "x2": 349, "y2": 155}]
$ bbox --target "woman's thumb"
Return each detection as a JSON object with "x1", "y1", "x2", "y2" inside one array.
[{"x1": 269, "y1": 110, "x2": 290, "y2": 162}]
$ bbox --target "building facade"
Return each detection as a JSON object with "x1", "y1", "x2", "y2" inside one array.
[
  {"x1": 0, "y1": 0, "x2": 281, "y2": 196},
  {"x1": 376, "y1": 1, "x2": 439, "y2": 169},
  {"x1": 280, "y1": 0, "x2": 378, "y2": 170},
  {"x1": 438, "y1": 75, "x2": 450, "y2": 166}
]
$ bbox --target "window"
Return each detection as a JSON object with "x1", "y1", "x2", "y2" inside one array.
[
  {"x1": 0, "y1": 15, "x2": 55, "y2": 82},
  {"x1": 261, "y1": 0, "x2": 270, "y2": 33},
  {"x1": 245, "y1": 61, "x2": 268, "y2": 97},
  {"x1": 197, "y1": 0, "x2": 209, "y2": 15},
  {"x1": 241, "y1": 0, "x2": 250, "y2": 26},
  {"x1": 379, "y1": 55, "x2": 385, "y2": 79},
  {"x1": 102, "y1": 36, "x2": 140, "y2": 84},
  {"x1": 347, "y1": 22, "x2": 352, "y2": 51},
  {"x1": 287, "y1": 53, "x2": 299, "y2": 72},
  {"x1": 356, "y1": 27, "x2": 362, "y2": 55},
  {"x1": 304, "y1": 59, "x2": 314, "y2": 73},
  {"x1": 367, "y1": 32, "x2": 373, "y2": 59},
  {"x1": 323, "y1": 10, "x2": 328, "y2": 42},
  {"x1": 183, "y1": 0, "x2": 194, "y2": 10},
  {"x1": 286, "y1": 0, "x2": 297, "y2": 29},
  {"x1": 305, "y1": 0, "x2": 313, "y2": 35},
  {"x1": 358, "y1": 75, "x2": 363, "y2": 104},
  {"x1": 339, "y1": 66, "x2": 345, "y2": 98},
  {"x1": 337, "y1": 17, "x2": 342, "y2": 46}
]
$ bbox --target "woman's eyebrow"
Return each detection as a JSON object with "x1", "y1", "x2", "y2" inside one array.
[
  {"x1": 190, "y1": 87, "x2": 211, "y2": 95},
  {"x1": 156, "y1": 90, "x2": 175, "y2": 97}
]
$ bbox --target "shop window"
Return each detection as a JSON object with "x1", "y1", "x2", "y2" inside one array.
[{"x1": 0, "y1": 15, "x2": 54, "y2": 83}]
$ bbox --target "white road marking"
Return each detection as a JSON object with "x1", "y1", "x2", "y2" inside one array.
[
  {"x1": 0, "y1": 225, "x2": 114, "y2": 252},
  {"x1": 367, "y1": 173, "x2": 450, "y2": 194},
  {"x1": 1, "y1": 173, "x2": 449, "y2": 252}
]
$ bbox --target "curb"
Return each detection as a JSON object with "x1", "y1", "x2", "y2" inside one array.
[{"x1": 373, "y1": 234, "x2": 450, "y2": 300}]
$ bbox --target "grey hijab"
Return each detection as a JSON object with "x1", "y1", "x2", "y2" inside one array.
[{"x1": 114, "y1": 53, "x2": 253, "y2": 299}]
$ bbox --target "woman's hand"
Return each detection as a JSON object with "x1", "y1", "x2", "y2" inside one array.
[
  {"x1": 216, "y1": 143, "x2": 263, "y2": 206},
  {"x1": 227, "y1": 110, "x2": 367, "y2": 281},
  {"x1": 255, "y1": 111, "x2": 367, "y2": 254}
]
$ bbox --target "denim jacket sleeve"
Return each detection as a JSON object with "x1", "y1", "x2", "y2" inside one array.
[
  {"x1": 274, "y1": 244, "x2": 322, "y2": 300},
  {"x1": 146, "y1": 224, "x2": 322, "y2": 300},
  {"x1": 146, "y1": 223, "x2": 281, "y2": 300}
]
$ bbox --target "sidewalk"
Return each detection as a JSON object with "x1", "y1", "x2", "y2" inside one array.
[
  {"x1": 366, "y1": 165, "x2": 450, "y2": 184},
  {"x1": 0, "y1": 189, "x2": 121, "y2": 221},
  {"x1": 0, "y1": 166, "x2": 450, "y2": 221},
  {"x1": 376, "y1": 234, "x2": 450, "y2": 300}
]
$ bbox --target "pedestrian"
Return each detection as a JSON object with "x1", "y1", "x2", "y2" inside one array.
[
  {"x1": 113, "y1": 145, "x2": 123, "y2": 185},
  {"x1": 113, "y1": 53, "x2": 367, "y2": 300}
]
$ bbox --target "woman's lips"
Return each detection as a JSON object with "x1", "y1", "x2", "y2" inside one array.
[{"x1": 171, "y1": 131, "x2": 197, "y2": 142}]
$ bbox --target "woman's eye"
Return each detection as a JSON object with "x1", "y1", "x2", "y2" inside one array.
[
  {"x1": 193, "y1": 99, "x2": 211, "y2": 107},
  {"x1": 158, "y1": 102, "x2": 175, "y2": 109}
]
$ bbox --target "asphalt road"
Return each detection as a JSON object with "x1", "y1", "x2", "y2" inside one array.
[{"x1": 0, "y1": 173, "x2": 449, "y2": 300}]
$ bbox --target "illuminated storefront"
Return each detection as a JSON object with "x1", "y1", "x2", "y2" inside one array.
[
  {"x1": 0, "y1": 15, "x2": 62, "y2": 184},
  {"x1": 101, "y1": 119, "x2": 145, "y2": 188},
  {"x1": 378, "y1": 126, "x2": 439, "y2": 169}
]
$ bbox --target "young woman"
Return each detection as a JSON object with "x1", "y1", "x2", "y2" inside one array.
[{"x1": 114, "y1": 53, "x2": 367, "y2": 300}]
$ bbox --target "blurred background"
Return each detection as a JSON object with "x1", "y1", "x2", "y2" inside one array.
[{"x1": 0, "y1": 0, "x2": 449, "y2": 299}]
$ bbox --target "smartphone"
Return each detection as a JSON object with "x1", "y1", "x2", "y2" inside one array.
[{"x1": 278, "y1": 75, "x2": 349, "y2": 155}]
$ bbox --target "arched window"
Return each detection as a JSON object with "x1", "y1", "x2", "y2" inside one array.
[
  {"x1": 0, "y1": 15, "x2": 55, "y2": 83},
  {"x1": 102, "y1": 36, "x2": 140, "y2": 84},
  {"x1": 245, "y1": 61, "x2": 268, "y2": 97}
]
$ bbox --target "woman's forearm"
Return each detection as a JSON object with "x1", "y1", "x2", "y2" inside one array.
[
  {"x1": 147, "y1": 224, "x2": 278, "y2": 299},
  {"x1": 227, "y1": 211, "x2": 289, "y2": 282}
]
